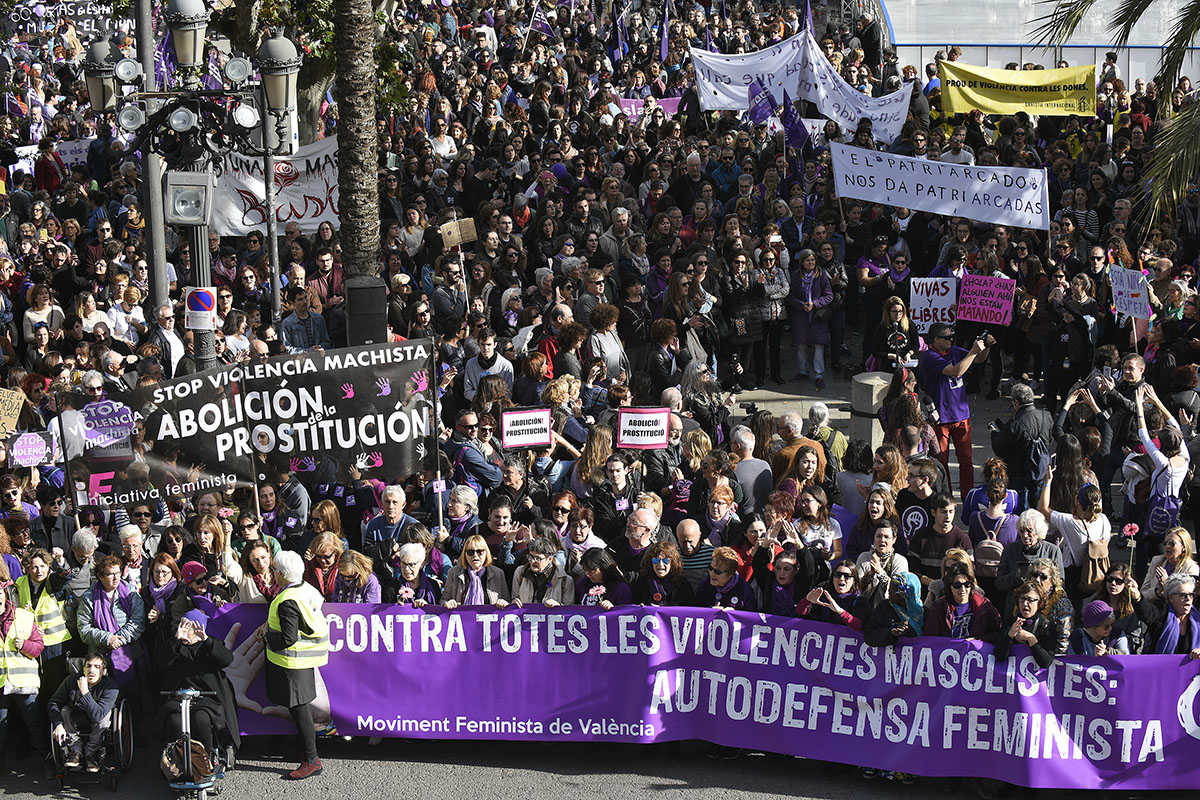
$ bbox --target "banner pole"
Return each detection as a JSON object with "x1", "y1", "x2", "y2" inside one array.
[
  {"x1": 51, "y1": 392, "x2": 81, "y2": 529},
  {"x1": 429, "y1": 344, "x2": 446, "y2": 535}
]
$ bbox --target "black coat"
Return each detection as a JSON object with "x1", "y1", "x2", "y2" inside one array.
[
  {"x1": 265, "y1": 595, "x2": 317, "y2": 707},
  {"x1": 990, "y1": 613, "x2": 1058, "y2": 667},
  {"x1": 160, "y1": 635, "x2": 241, "y2": 752},
  {"x1": 631, "y1": 573, "x2": 696, "y2": 606}
]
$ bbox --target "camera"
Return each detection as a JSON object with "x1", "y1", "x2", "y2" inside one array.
[{"x1": 739, "y1": 401, "x2": 759, "y2": 415}]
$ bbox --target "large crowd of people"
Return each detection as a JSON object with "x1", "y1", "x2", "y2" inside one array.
[{"x1": 0, "y1": 0, "x2": 1197, "y2": 785}]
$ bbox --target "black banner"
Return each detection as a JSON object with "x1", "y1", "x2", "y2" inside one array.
[{"x1": 57, "y1": 341, "x2": 437, "y2": 511}]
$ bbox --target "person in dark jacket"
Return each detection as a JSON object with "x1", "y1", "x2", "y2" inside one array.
[
  {"x1": 991, "y1": 578, "x2": 1059, "y2": 667},
  {"x1": 160, "y1": 609, "x2": 240, "y2": 758},
  {"x1": 645, "y1": 318, "x2": 687, "y2": 403},
  {"x1": 592, "y1": 454, "x2": 643, "y2": 545},
  {"x1": 923, "y1": 566, "x2": 1002, "y2": 639},
  {"x1": 861, "y1": 571, "x2": 923, "y2": 647},
  {"x1": 798, "y1": 560, "x2": 865, "y2": 628},
  {"x1": 631, "y1": 541, "x2": 696, "y2": 606},
  {"x1": 752, "y1": 544, "x2": 818, "y2": 617},
  {"x1": 49, "y1": 653, "x2": 119, "y2": 771},
  {"x1": 991, "y1": 383, "x2": 1055, "y2": 499},
  {"x1": 695, "y1": 546, "x2": 758, "y2": 611}
]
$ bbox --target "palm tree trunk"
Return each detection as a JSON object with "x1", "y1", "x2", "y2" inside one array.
[{"x1": 333, "y1": 0, "x2": 380, "y2": 277}]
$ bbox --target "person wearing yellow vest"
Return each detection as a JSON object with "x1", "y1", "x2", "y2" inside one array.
[
  {"x1": 16, "y1": 548, "x2": 71, "y2": 703},
  {"x1": 265, "y1": 550, "x2": 327, "y2": 781},
  {"x1": 0, "y1": 580, "x2": 46, "y2": 760}
]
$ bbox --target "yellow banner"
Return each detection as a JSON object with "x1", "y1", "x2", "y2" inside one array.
[{"x1": 938, "y1": 61, "x2": 1096, "y2": 116}]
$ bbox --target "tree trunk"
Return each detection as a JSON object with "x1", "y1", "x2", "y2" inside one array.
[
  {"x1": 297, "y1": 68, "x2": 333, "y2": 146},
  {"x1": 333, "y1": 0, "x2": 379, "y2": 278}
]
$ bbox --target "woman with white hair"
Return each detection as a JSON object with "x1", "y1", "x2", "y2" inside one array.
[
  {"x1": 1145, "y1": 573, "x2": 1200, "y2": 657},
  {"x1": 391, "y1": 542, "x2": 443, "y2": 607},
  {"x1": 994, "y1": 509, "x2": 1064, "y2": 601},
  {"x1": 265, "y1": 550, "x2": 328, "y2": 780}
]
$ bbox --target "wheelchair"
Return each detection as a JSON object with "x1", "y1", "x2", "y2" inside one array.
[
  {"x1": 160, "y1": 688, "x2": 235, "y2": 800},
  {"x1": 47, "y1": 693, "x2": 134, "y2": 791}
]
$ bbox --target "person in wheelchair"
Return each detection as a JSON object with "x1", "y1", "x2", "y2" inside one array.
[
  {"x1": 161, "y1": 610, "x2": 240, "y2": 765},
  {"x1": 48, "y1": 654, "x2": 119, "y2": 772}
]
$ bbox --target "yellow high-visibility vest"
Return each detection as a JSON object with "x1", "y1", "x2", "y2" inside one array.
[
  {"x1": 15, "y1": 576, "x2": 71, "y2": 647},
  {"x1": 265, "y1": 585, "x2": 329, "y2": 670},
  {"x1": 0, "y1": 607, "x2": 40, "y2": 690}
]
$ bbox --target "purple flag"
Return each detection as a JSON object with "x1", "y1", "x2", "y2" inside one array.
[
  {"x1": 659, "y1": 0, "x2": 669, "y2": 61},
  {"x1": 153, "y1": 35, "x2": 178, "y2": 91},
  {"x1": 203, "y1": 46, "x2": 223, "y2": 90},
  {"x1": 611, "y1": 2, "x2": 627, "y2": 63},
  {"x1": 531, "y1": 6, "x2": 557, "y2": 39},
  {"x1": 704, "y1": 25, "x2": 712, "y2": 51},
  {"x1": 800, "y1": 0, "x2": 813, "y2": 32},
  {"x1": 781, "y1": 88, "x2": 809, "y2": 149},
  {"x1": 209, "y1": 603, "x2": 1200, "y2": 791},
  {"x1": 747, "y1": 79, "x2": 775, "y2": 125}
]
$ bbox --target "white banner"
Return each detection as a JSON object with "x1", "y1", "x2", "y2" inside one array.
[
  {"x1": 830, "y1": 143, "x2": 1050, "y2": 230},
  {"x1": 212, "y1": 135, "x2": 340, "y2": 236},
  {"x1": 501, "y1": 408, "x2": 553, "y2": 449},
  {"x1": 689, "y1": 31, "x2": 911, "y2": 143},
  {"x1": 910, "y1": 278, "x2": 958, "y2": 334},
  {"x1": 8, "y1": 136, "x2": 93, "y2": 180}
]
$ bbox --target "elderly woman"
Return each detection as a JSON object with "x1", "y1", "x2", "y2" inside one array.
[
  {"x1": 160, "y1": 607, "x2": 239, "y2": 766},
  {"x1": 444, "y1": 485, "x2": 483, "y2": 560},
  {"x1": 77, "y1": 554, "x2": 146, "y2": 687},
  {"x1": 442, "y1": 534, "x2": 510, "y2": 607},
  {"x1": 995, "y1": 510, "x2": 1064, "y2": 599},
  {"x1": 696, "y1": 546, "x2": 758, "y2": 611},
  {"x1": 265, "y1": 550, "x2": 327, "y2": 780},
  {"x1": 511, "y1": 538, "x2": 574, "y2": 606},
  {"x1": 392, "y1": 542, "x2": 442, "y2": 607},
  {"x1": 1146, "y1": 573, "x2": 1200, "y2": 656},
  {"x1": 304, "y1": 532, "x2": 344, "y2": 601}
]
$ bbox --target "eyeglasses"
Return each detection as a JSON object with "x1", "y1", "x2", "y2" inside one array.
[
  {"x1": 950, "y1": 580, "x2": 972, "y2": 589},
  {"x1": 132, "y1": 511, "x2": 152, "y2": 518},
  {"x1": 834, "y1": 571, "x2": 854, "y2": 579},
  {"x1": 465, "y1": 548, "x2": 488, "y2": 556}
]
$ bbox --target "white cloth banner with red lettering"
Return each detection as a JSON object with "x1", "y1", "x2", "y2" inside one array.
[{"x1": 211, "y1": 135, "x2": 340, "y2": 236}]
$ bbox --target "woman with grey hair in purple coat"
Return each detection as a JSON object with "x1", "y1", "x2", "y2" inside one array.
[{"x1": 787, "y1": 248, "x2": 834, "y2": 389}]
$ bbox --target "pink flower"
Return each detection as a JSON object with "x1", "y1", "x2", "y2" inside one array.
[
  {"x1": 587, "y1": 584, "x2": 606, "y2": 598},
  {"x1": 1123, "y1": 523, "x2": 1139, "y2": 537},
  {"x1": 397, "y1": 586, "x2": 415, "y2": 602}
]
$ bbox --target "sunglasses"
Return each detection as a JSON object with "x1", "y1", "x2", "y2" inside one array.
[
  {"x1": 465, "y1": 548, "x2": 488, "y2": 556},
  {"x1": 950, "y1": 581, "x2": 972, "y2": 589},
  {"x1": 552, "y1": 506, "x2": 572, "y2": 514},
  {"x1": 834, "y1": 571, "x2": 854, "y2": 579},
  {"x1": 651, "y1": 557, "x2": 671, "y2": 565}
]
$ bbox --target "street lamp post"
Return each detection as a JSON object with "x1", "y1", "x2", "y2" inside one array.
[{"x1": 81, "y1": 9, "x2": 301, "y2": 372}]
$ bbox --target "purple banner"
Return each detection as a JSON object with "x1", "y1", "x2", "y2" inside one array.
[{"x1": 208, "y1": 604, "x2": 1200, "y2": 790}]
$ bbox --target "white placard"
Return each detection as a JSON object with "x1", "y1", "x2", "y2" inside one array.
[
  {"x1": 212, "y1": 135, "x2": 340, "y2": 236},
  {"x1": 616, "y1": 407, "x2": 670, "y2": 450},
  {"x1": 830, "y1": 143, "x2": 1050, "y2": 230},
  {"x1": 501, "y1": 408, "x2": 553, "y2": 449},
  {"x1": 1111, "y1": 266, "x2": 1152, "y2": 319},
  {"x1": 910, "y1": 278, "x2": 958, "y2": 334}
]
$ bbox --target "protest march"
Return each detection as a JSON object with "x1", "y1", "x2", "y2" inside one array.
[{"x1": 2, "y1": 0, "x2": 1200, "y2": 791}]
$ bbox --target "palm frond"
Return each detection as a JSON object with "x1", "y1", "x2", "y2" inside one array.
[
  {"x1": 1136, "y1": 102, "x2": 1200, "y2": 229},
  {"x1": 1156, "y1": 0, "x2": 1200, "y2": 96},
  {"x1": 1108, "y1": 0, "x2": 1160, "y2": 48},
  {"x1": 1030, "y1": 0, "x2": 1105, "y2": 47}
]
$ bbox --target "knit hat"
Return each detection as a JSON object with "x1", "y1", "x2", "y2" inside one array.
[
  {"x1": 180, "y1": 561, "x2": 208, "y2": 585},
  {"x1": 1082, "y1": 599, "x2": 1114, "y2": 628},
  {"x1": 182, "y1": 609, "x2": 209, "y2": 632}
]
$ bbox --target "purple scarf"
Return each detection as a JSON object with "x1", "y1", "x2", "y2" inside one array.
[
  {"x1": 91, "y1": 581, "x2": 135, "y2": 676},
  {"x1": 464, "y1": 567, "x2": 486, "y2": 606},
  {"x1": 1156, "y1": 607, "x2": 1200, "y2": 655},
  {"x1": 149, "y1": 579, "x2": 176, "y2": 614}
]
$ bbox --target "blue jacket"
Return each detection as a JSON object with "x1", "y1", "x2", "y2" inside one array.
[
  {"x1": 280, "y1": 311, "x2": 332, "y2": 353},
  {"x1": 443, "y1": 437, "x2": 503, "y2": 497}
]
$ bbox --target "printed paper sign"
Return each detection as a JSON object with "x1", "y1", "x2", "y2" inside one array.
[
  {"x1": 1111, "y1": 266, "x2": 1152, "y2": 319},
  {"x1": 910, "y1": 278, "x2": 958, "y2": 334},
  {"x1": 830, "y1": 143, "x2": 1050, "y2": 230},
  {"x1": 8, "y1": 431, "x2": 56, "y2": 467},
  {"x1": 501, "y1": 408, "x2": 553, "y2": 449},
  {"x1": 616, "y1": 407, "x2": 670, "y2": 450},
  {"x1": 956, "y1": 274, "x2": 1017, "y2": 326}
]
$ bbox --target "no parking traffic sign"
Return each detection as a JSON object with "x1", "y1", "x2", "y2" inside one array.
[{"x1": 185, "y1": 287, "x2": 217, "y2": 331}]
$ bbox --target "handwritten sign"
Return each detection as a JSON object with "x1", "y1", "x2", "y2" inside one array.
[
  {"x1": 956, "y1": 274, "x2": 1016, "y2": 326},
  {"x1": 0, "y1": 388, "x2": 23, "y2": 435},
  {"x1": 910, "y1": 278, "x2": 958, "y2": 334},
  {"x1": 439, "y1": 218, "x2": 478, "y2": 248},
  {"x1": 501, "y1": 408, "x2": 553, "y2": 450},
  {"x1": 616, "y1": 407, "x2": 670, "y2": 450},
  {"x1": 1111, "y1": 266, "x2": 1152, "y2": 319}
]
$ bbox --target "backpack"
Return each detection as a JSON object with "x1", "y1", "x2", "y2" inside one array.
[
  {"x1": 974, "y1": 515, "x2": 1006, "y2": 578},
  {"x1": 1079, "y1": 538, "x2": 1110, "y2": 594},
  {"x1": 1145, "y1": 463, "x2": 1182, "y2": 538},
  {"x1": 451, "y1": 443, "x2": 484, "y2": 496},
  {"x1": 160, "y1": 737, "x2": 213, "y2": 782}
]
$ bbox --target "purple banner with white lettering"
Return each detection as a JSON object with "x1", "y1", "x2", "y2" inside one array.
[{"x1": 208, "y1": 604, "x2": 1200, "y2": 789}]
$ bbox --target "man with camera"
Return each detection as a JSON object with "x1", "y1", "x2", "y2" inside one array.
[{"x1": 918, "y1": 323, "x2": 995, "y2": 501}]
